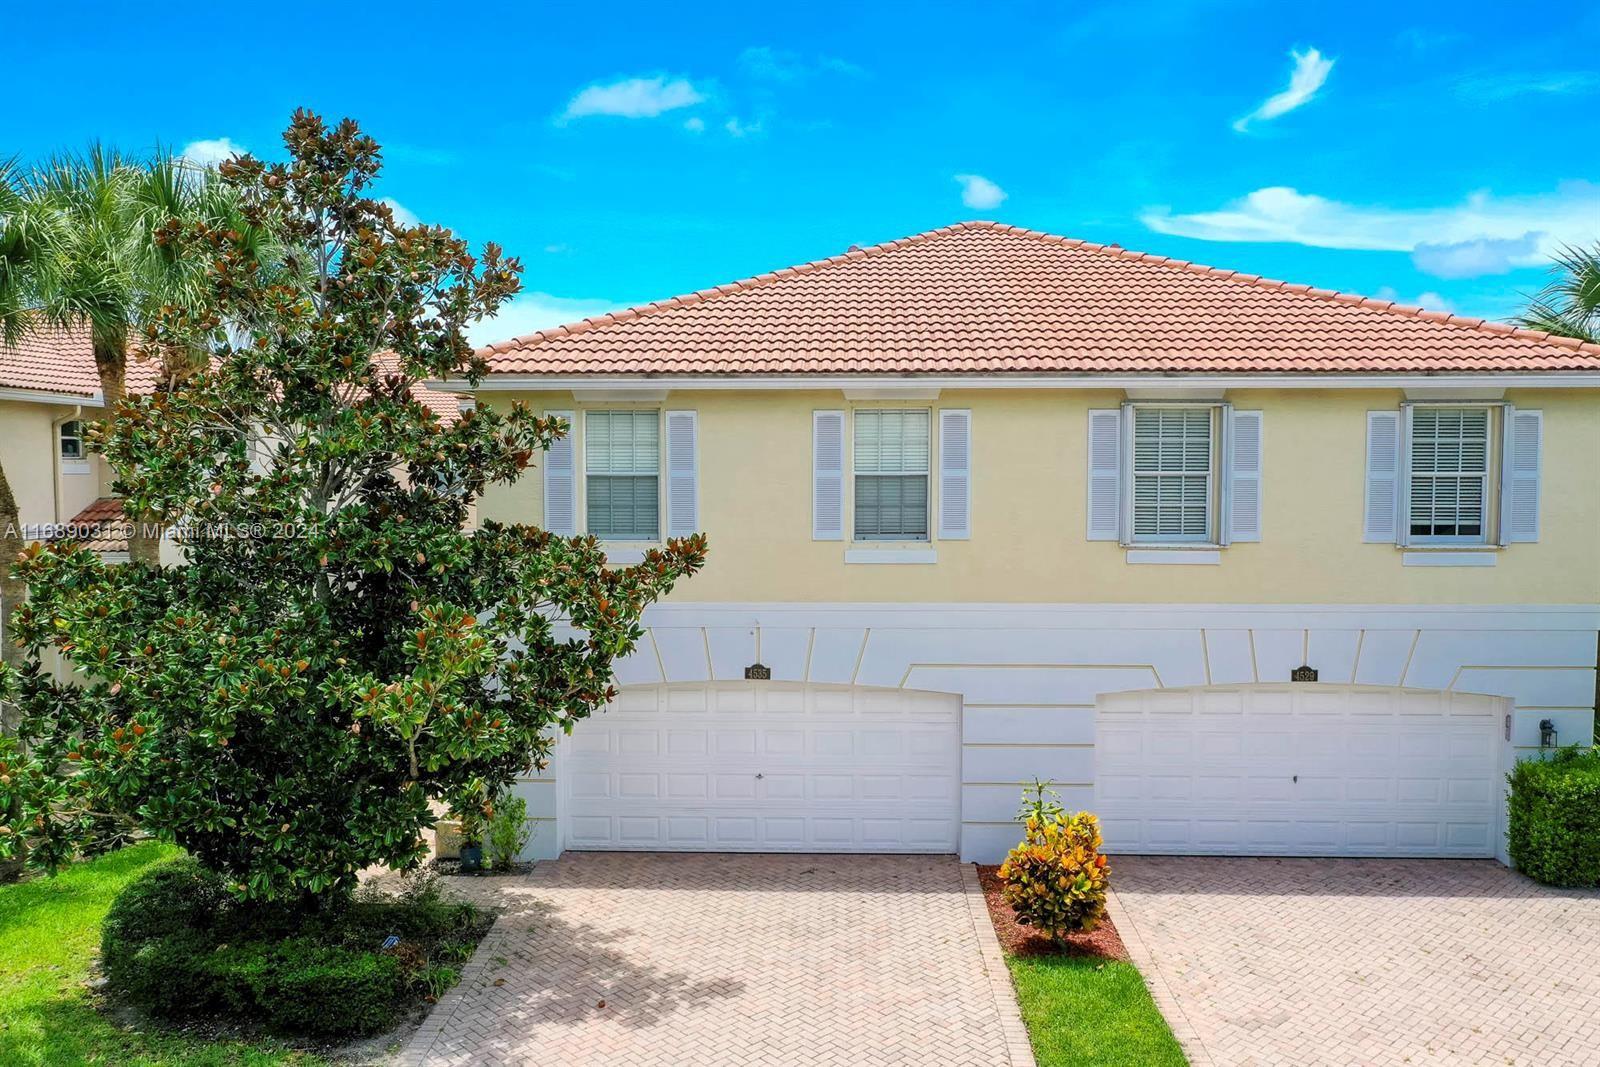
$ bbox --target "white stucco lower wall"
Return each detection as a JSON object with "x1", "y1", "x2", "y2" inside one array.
[{"x1": 516, "y1": 602, "x2": 1598, "y2": 863}]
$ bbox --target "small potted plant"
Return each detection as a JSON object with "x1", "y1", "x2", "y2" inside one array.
[{"x1": 456, "y1": 806, "x2": 486, "y2": 873}]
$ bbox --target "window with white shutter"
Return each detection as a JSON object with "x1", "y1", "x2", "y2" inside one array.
[
  {"x1": 1368, "y1": 403, "x2": 1543, "y2": 549},
  {"x1": 584, "y1": 410, "x2": 660, "y2": 541},
  {"x1": 853, "y1": 409, "x2": 930, "y2": 540},
  {"x1": 1408, "y1": 406, "x2": 1490, "y2": 543},
  {"x1": 1131, "y1": 407, "x2": 1215, "y2": 543}
]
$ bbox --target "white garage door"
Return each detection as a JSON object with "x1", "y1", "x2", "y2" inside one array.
[
  {"x1": 564, "y1": 682, "x2": 962, "y2": 852},
  {"x1": 1095, "y1": 684, "x2": 1508, "y2": 858}
]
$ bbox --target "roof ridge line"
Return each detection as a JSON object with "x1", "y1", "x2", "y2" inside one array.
[
  {"x1": 973, "y1": 222, "x2": 1600, "y2": 356},
  {"x1": 477, "y1": 221, "x2": 999, "y2": 357}
]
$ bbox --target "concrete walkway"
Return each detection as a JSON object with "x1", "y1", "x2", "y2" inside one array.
[
  {"x1": 1110, "y1": 856, "x2": 1600, "y2": 1067},
  {"x1": 399, "y1": 853, "x2": 1033, "y2": 1066}
]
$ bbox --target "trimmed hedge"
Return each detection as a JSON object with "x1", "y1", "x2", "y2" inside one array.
[
  {"x1": 100, "y1": 858, "x2": 489, "y2": 1038},
  {"x1": 1506, "y1": 746, "x2": 1600, "y2": 887}
]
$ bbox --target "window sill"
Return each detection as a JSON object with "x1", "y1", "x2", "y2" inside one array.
[
  {"x1": 1125, "y1": 547, "x2": 1222, "y2": 565},
  {"x1": 844, "y1": 546, "x2": 937, "y2": 565},
  {"x1": 61, "y1": 459, "x2": 90, "y2": 475},
  {"x1": 1401, "y1": 549, "x2": 1499, "y2": 568},
  {"x1": 599, "y1": 542, "x2": 658, "y2": 565}
]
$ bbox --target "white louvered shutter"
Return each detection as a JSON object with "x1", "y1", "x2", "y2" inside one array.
[
  {"x1": 1501, "y1": 407, "x2": 1542, "y2": 543},
  {"x1": 813, "y1": 410, "x2": 845, "y2": 540},
  {"x1": 1086, "y1": 409, "x2": 1122, "y2": 541},
  {"x1": 938, "y1": 409, "x2": 971, "y2": 539},
  {"x1": 665, "y1": 410, "x2": 698, "y2": 538},
  {"x1": 1226, "y1": 409, "x2": 1263, "y2": 542},
  {"x1": 1364, "y1": 410, "x2": 1402, "y2": 543},
  {"x1": 543, "y1": 409, "x2": 577, "y2": 536}
]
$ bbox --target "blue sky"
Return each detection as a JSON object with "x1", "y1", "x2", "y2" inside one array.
[{"x1": 7, "y1": 1, "x2": 1599, "y2": 343}]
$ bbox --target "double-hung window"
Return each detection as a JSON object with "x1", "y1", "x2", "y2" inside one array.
[
  {"x1": 584, "y1": 411, "x2": 659, "y2": 541},
  {"x1": 59, "y1": 420, "x2": 84, "y2": 461},
  {"x1": 853, "y1": 409, "x2": 930, "y2": 541},
  {"x1": 1130, "y1": 406, "x2": 1216, "y2": 543},
  {"x1": 1407, "y1": 406, "x2": 1491, "y2": 543}
]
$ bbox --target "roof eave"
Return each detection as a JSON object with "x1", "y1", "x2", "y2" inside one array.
[{"x1": 439, "y1": 370, "x2": 1600, "y2": 394}]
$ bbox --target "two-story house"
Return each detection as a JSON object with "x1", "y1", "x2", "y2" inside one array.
[
  {"x1": 0, "y1": 327, "x2": 146, "y2": 559},
  {"x1": 460, "y1": 221, "x2": 1600, "y2": 864}
]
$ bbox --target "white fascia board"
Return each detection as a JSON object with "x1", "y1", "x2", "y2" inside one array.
[
  {"x1": 0, "y1": 387, "x2": 105, "y2": 407},
  {"x1": 451, "y1": 373, "x2": 1600, "y2": 393}
]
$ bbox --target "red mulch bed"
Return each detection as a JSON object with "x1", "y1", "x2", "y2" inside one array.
[{"x1": 977, "y1": 864, "x2": 1129, "y2": 961}]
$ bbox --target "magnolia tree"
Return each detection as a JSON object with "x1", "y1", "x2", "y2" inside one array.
[{"x1": 0, "y1": 112, "x2": 704, "y2": 904}]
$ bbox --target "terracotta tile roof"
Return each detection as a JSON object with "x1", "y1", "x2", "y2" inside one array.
[
  {"x1": 0, "y1": 326, "x2": 160, "y2": 399},
  {"x1": 373, "y1": 353, "x2": 465, "y2": 424},
  {"x1": 56, "y1": 497, "x2": 131, "y2": 555},
  {"x1": 0, "y1": 329, "x2": 465, "y2": 421},
  {"x1": 479, "y1": 221, "x2": 1600, "y2": 376}
]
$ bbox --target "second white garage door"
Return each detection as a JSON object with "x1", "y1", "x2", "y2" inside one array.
[
  {"x1": 1095, "y1": 684, "x2": 1509, "y2": 858},
  {"x1": 563, "y1": 682, "x2": 962, "y2": 852}
]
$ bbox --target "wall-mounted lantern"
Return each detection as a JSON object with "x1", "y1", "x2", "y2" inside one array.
[{"x1": 1539, "y1": 718, "x2": 1558, "y2": 749}]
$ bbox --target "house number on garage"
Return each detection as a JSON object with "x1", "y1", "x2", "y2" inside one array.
[
  {"x1": 1291, "y1": 664, "x2": 1319, "y2": 682},
  {"x1": 744, "y1": 662, "x2": 771, "y2": 680}
]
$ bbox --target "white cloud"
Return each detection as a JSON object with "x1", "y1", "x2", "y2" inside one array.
[
  {"x1": 683, "y1": 116, "x2": 706, "y2": 133},
  {"x1": 1374, "y1": 286, "x2": 1456, "y2": 313},
  {"x1": 724, "y1": 116, "x2": 763, "y2": 138},
  {"x1": 180, "y1": 137, "x2": 245, "y2": 168},
  {"x1": 1411, "y1": 235, "x2": 1543, "y2": 279},
  {"x1": 954, "y1": 174, "x2": 1007, "y2": 211},
  {"x1": 1232, "y1": 48, "x2": 1334, "y2": 132},
  {"x1": 381, "y1": 197, "x2": 421, "y2": 227},
  {"x1": 466, "y1": 292, "x2": 627, "y2": 347},
  {"x1": 1457, "y1": 71, "x2": 1600, "y2": 101},
  {"x1": 738, "y1": 46, "x2": 864, "y2": 81},
  {"x1": 1141, "y1": 182, "x2": 1600, "y2": 277},
  {"x1": 562, "y1": 76, "x2": 705, "y2": 120}
]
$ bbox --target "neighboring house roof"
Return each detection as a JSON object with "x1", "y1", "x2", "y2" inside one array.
[
  {"x1": 478, "y1": 221, "x2": 1600, "y2": 376},
  {"x1": 373, "y1": 353, "x2": 465, "y2": 425},
  {"x1": 0, "y1": 328, "x2": 463, "y2": 420},
  {"x1": 57, "y1": 497, "x2": 132, "y2": 556},
  {"x1": 0, "y1": 326, "x2": 161, "y2": 399}
]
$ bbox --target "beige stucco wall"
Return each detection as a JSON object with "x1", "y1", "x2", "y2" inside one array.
[
  {"x1": 1, "y1": 399, "x2": 64, "y2": 528},
  {"x1": 475, "y1": 387, "x2": 1600, "y2": 605}
]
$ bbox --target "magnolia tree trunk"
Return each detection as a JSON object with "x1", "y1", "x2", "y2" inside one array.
[
  {"x1": 0, "y1": 460, "x2": 26, "y2": 882},
  {"x1": 92, "y1": 337, "x2": 162, "y2": 567}
]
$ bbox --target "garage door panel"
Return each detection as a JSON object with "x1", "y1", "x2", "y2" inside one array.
[
  {"x1": 1096, "y1": 685, "x2": 1504, "y2": 858},
  {"x1": 566, "y1": 683, "x2": 961, "y2": 853}
]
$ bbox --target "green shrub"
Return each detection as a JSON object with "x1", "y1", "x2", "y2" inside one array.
[
  {"x1": 1507, "y1": 746, "x2": 1600, "y2": 887},
  {"x1": 99, "y1": 858, "x2": 487, "y2": 1037},
  {"x1": 100, "y1": 858, "x2": 227, "y2": 983},
  {"x1": 487, "y1": 793, "x2": 532, "y2": 870}
]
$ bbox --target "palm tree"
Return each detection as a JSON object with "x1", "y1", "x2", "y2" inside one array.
[
  {"x1": 1517, "y1": 243, "x2": 1600, "y2": 344},
  {"x1": 0, "y1": 146, "x2": 237, "y2": 563}
]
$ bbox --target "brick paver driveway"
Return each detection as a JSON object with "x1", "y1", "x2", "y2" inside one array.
[
  {"x1": 1110, "y1": 857, "x2": 1600, "y2": 1067},
  {"x1": 400, "y1": 853, "x2": 1033, "y2": 1066}
]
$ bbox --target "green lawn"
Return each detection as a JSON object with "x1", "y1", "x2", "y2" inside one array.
[
  {"x1": 1007, "y1": 956, "x2": 1187, "y2": 1067},
  {"x1": 0, "y1": 842, "x2": 323, "y2": 1067}
]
